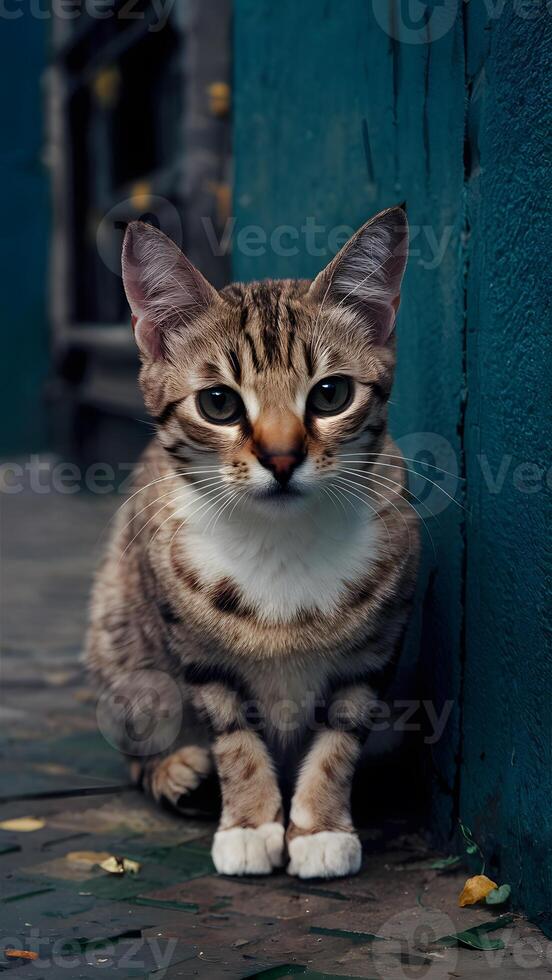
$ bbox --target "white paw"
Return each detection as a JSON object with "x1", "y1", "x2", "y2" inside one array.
[
  {"x1": 287, "y1": 831, "x2": 362, "y2": 879},
  {"x1": 212, "y1": 822, "x2": 285, "y2": 876},
  {"x1": 150, "y1": 746, "x2": 212, "y2": 805}
]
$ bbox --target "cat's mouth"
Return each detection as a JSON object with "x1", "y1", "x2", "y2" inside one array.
[{"x1": 253, "y1": 483, "x2": 304, "y2": 503}]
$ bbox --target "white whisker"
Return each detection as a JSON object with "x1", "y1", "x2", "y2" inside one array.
[
  {"x1": 150, "y1": 484, "x2": 230, "y2": 551},
  {"x1": 331, "y1": 477, "x2": 392, "y2": 545},
  {"x1": 341, "y1": 466, "x2": 434, "y2": 519},
  {"x1": 207, "y1": 488, "x2": 241, "y2": 534},
  {"x1": 116, "y1": 476, "x2": 225, "y2": 539},
  {"x1": 340, "y1": 452, "x2": 465, "y2": 481},
  {"x1": 340, "y1": 457, "x2": 465, "y2": 511},
  {"x1": 118, "y1": 479, "x2": 223, "y2": 562},
  {"x1": 341, "y1": 468, "x2": 436, "y2": 559},
  {"x1": 335, "y1": 474, "x2": 411, "y2": 553},
  {"x1": 321, "y1": 483, "x2": 347, "y2": 518},
  {"x1": 108, "y1": 466, "x2": 220, "y2": 520}
]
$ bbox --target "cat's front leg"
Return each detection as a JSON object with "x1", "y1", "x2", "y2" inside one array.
[
  {"x1": 287, "y1": 683, "x2": 376, "y2": 879},
  {"x1": 193, "y1": 683, "x2": 284, "y2": 876}
]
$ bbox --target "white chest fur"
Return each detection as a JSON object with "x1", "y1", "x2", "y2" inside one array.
[{"x1": 177, "y1": 492, "x2": 381, "y2": 623}]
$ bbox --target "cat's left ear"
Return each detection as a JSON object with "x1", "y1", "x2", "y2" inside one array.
[
  {"x1": 308, "y1": 206, "x2": 408, "y2": 345},
  {"x1": 122, "y1": 221, "x2": 219, "y2": 360}
]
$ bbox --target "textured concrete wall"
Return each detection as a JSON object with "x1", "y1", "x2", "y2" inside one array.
[
  {"x1": 233, "y1": 0, "x2": 551, "y2": 929},
  {"x1": 0, "y1": 17, "x2": 50, "y2": 454},
  {"x1": 461, "y1": 2, "x2": 552, "y2": 935}
]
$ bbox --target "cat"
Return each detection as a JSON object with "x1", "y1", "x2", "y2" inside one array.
[{"x1": 86, "y1": 205, "x2": 419, "y2": 879}]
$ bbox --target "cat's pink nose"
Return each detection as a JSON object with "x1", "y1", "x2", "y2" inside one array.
[
  {"x1": 252, "y1": 409, "x2": 306, "y2": 486},
  {"x1": 257, "y1": 451, "x2": 305, "y2": 487},
  {"x1": 257, "y1": 450, "x2": 306, "y2": 487}
]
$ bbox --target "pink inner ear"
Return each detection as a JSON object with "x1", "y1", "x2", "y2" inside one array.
[
  {"x1": 368, "y1": 301, "x2": 396, "y2": 347},
  {"x1": 134, "y1": 317, "x2": 164, "y2": 361}
]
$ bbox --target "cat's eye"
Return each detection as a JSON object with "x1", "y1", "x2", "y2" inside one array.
[
  {"x1": 307, "y1": 376, "x2": 353, "y2": 417},
  {"x1": 197, "y1": 386, "x2": 244, "y2": 425}
]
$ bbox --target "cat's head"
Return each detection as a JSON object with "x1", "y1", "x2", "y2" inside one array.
[{"x1": 122, "y1": 207, "x2": 408, "y2": 509}]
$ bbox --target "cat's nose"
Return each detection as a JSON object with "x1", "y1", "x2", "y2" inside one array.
[
  {"x1": 257, "y1": 450, "x2": 306, "y2": 487},
  {"x1": 252, "y1": 409, "x2": 306, "y2": 486}
]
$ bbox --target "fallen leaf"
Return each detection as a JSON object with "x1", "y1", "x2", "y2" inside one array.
[
  {"x1": 4, "y1": 949, "x2": 39, "y2": 960},
  {"x1": 309, "y1": 926, "x2": 385, "y2": 943},
  {"x1": 458, "y1": 874, "x2": 498, "y2": 907},
  {"x1": 436, "y1": 915, "x2": 514, "y2": 951},
  {"x1": 99, "y1": 855, "x2": 141, "y2": 875},
  {"x1": 0, "y1": 817, "x2": 45, "y2": 832},
  {"x1": 122, "y1": 858, "x2": 141, "y2": 874},
  {"x1": 65, "y1": 850, "x2": 112, "y2": 869},
  {"x1": 397, "y1": 855, "x2": 462, "y2": 872},
  {"x1": 437, "y1": 928, "x2": 505, "y2": 951},
  {"x1": 486, "y1": 883, "x2": 512, "y2": 906},
  {"x1": 32, "y1": 763, "x2": 72, "y2": 776}
]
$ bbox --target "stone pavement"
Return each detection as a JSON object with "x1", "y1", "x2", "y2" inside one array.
[{"x1": 1, "y1": 483, "x2": 550, "y2": 978}]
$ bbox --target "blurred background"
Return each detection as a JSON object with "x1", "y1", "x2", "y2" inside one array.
[{"x1": 0, "y1": 0, "x2": 550, "y2": 932}]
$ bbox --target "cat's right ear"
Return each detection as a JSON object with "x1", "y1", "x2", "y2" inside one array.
[
  {"x1": 307, "y1": 206, "x2": 408, "y2": 346},
  {"x1": 121, "y1": 222, "x2": 219, "y2": 360}
]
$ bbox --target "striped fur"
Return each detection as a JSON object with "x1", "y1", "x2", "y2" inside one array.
[{"x1": 86, "y1": 207, "x2": 419, "y2": 878}]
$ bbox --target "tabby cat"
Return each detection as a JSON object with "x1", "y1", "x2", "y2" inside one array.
[{"x1": 86, "y1": 206, "x2": 419, "y2": 879}]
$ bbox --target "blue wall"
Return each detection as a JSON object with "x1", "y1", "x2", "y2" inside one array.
[
  {"x1": 233, "y1": 0, "x2": 551, "y2": 930},
  {"x1": 461, "y1": 2, "x2": 552, "y2": 935},
  {"x1": 0, "y1": 16, "x2": 50, "y2": 455}
]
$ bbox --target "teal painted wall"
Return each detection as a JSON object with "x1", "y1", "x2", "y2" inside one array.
[
  {"x1": 233, "y1": 0, "x2": 551, "y2": 929},
  {"x1": 0, "y1": 16, "x2": 50, "y2": 455},
  {"x1": 461, "y1": 3, "x2": 552, "y2": 935}
]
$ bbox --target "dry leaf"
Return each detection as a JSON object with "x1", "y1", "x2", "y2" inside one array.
[
  {"x1": 99, "y1": 855, "x2": 141, "y2": 875},
  {"x1": 0, "y1": 816, "x2": 45, "y2": 832},
  {"x1": 32, "y1": 762, "x2": 72, "y2": 776},
  {"x1": 122, "y1": 858, "x2": 141, "y2": 874},
  {"x1": 65, "y1": 850, "x2": 112, "y2": 869},
  {"x1": 4, "y1": 949, "x2": 39, "y2": 961},
  {"x1": 458, "y1": 874, "x2": 498, "y2": 907}
]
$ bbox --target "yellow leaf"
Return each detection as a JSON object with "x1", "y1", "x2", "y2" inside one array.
[
  {"x1": 122, "y1": 858, "x2": 141, "y2": 874},
  {"x1": 0, "y1": 816, "x2": 45, "y2": 832},
  {"x1": 65, "y1": 850, "x2": 112, "y2": 869},
  {"x1": 99, "y1": 855, "x2": 141, "y2": 875},
  {"x1": 458, "y1": 874, "x2": 498, "y2": 907},
  {"x1": 4, "y1": 949, "x2": 39, "y2": 961}
]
